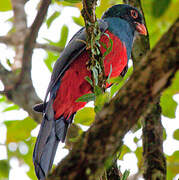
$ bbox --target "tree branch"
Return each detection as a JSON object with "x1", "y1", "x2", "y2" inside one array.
[
  {"x1": 124, "y1": 1, "x2": 167, "y2": 179},
  {"x1": 35, "y1": 43, "x2": 63, "y2": 53},
  {"x1": 0, "y1": 36, "x2": 13, "y2": 45},
  {"x1": 11, "y1": 0, "x2": 27, "y2": 69},
  {"x1": 47, "y1": 18, "x2": 179, "y2": 180},
  {"x1": 0, "y1": 0, "x2": 52, "y2": 123},
  {"x1": 0, "y1": 35, "x2": 63, "y2": 53},
  {"x1": 81, "y1": 0, "x2": 106, "y2": 91},
  {"x1": 20, "y1": 0, "x2": 51, "y2": 82},
  {"x1": 142, "y1": 101, "x2": 166, "y2": 179}
]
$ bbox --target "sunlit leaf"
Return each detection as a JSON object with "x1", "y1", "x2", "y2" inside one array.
[
  {"x1": 163, "y1": 128, "x2": 167, "y2": 141},
  {"x1": 56, "y1": 25, "x2": 69, "y2": 47},
  {"x1": 110, "y1": 66, "x2": 133, "y2": 97},
  {"x1": 167, "y1": 151, "x2": 179, "y2": 180},
  {"x1": 46, "y1": 11, "x2": 61, "y2": 28},
  {"x1": 142, "y1": 0, "x2": 179, "y2": 47},
  {"x1": 44, "y1": 51, "x2": 59, "y2": 72},
  {"x1": 44, "y1": 25, "x2": 69, "y2": 48},
  {"x1": 118, "y1": 145, "x2": 131, "y2": 160},
  {"x1": 160, "y1": 93, "x2": 177, "y2": 118},
  {"x1": 95, "y1": 92, "x2": 110, "y2": 112},
  {"x1": 72, "y1": 16, "x2": 84, "y2": 26},
  {"x1": 0, "y1": 0, "x2": 12, "y2": 11},
  {"x1": 5, "y1": 117, "x2": 37, "y2": 143},
  {"x1": 135, "y1": 147, "x2": 143, "y2": 169},
  {"x1": 160, "y1": 71, "x2": 179, "y2": 118},
  {"x1": 173, "y1": 129, "x2": 179, "y2": 141},
  {"x1": 0, "y1": 95, "x2": 6, "y2": 102},
  {"x1": 23, "y1": 138, "x2": 37, "y2": 179},
  {"x1": 74, "y1": 107, "x2": 95, "y2": 126},
  {"x1": 3, "y1": 104, "x2": 20, "y2": 112}
]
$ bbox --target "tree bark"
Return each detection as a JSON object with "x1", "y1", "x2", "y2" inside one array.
[
  {"x1": 142, "y1": 101, "x2": 166, "y2": 180},
  {"x1": 47, "y1": 18, "x2": 179, "y2": 180},
  {"x1": 124, "y1": 1, "x2": 167, "y2": 179},
  {"x1": 0, "y1": 0, "x2": 52, "y2": 123}
]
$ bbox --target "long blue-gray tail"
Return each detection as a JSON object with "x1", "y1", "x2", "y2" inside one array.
[{"x1": 33, "y1": 104, "x2": 74, "y2": 179}]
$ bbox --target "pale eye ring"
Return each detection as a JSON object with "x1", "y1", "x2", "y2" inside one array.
[{"x1": 131, "y1": 10, "x2": 138, "y2": 19}]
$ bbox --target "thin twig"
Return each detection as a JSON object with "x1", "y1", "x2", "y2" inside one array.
[
  {"x1": 35, "y1": 43, "x2": 63, "y2": 53},
  {"x1": 0, "y1": 35, "x2": 63, "y2": 53}
]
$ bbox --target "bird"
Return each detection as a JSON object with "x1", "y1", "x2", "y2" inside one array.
[{"x1": 33, "y1": 4, "x2": 147, "y2": 179}]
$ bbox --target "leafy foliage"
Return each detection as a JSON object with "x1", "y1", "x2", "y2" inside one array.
[
  {"x1": 4, "y1": 117, "x2": 36, "y2": 143},
  {"x1": 74, "y1": 107, "x2": 95, "y2": 126},
  {"x1": 160, "y1": 71, "x2": 179, "y2": 118},
  {"x1": 0, "y1": 160, "x2": 10, "y2": 178},
  {"x1": 0, "y1": 0, "x2": 178, "y2": 179},
  {"x1": 46, "y1": 11, "x2": 61, "y2": 28},
  {"x1": 0, "y1": 0, "x2": 12, "y2": 11}
]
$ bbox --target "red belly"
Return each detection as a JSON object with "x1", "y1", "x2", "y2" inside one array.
[{"x1": 53, "y1": 30, "x2": 127, "y2": 119}]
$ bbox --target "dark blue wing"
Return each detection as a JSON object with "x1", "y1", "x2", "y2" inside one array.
[{"x1": 44, "y1": 19, "x2": 108, "y2": 103}]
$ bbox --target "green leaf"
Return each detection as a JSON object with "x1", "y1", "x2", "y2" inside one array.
[
  {"x1": 167, "y1": 151, "x2": 179, "y2": 180},
  {"x1": 57, "y1": 25, "x2": 68, "y2": 47},
  {"x1": 152, "y1": 0, "x2": 171, "y2": 17},
  {"x1": 173, "y1": 129, "x2": 179, "y2": 141},
  {"x1": 160, "y1": 71, "x2": 179, "y2": 118},
  {"x1": 0, "y1": 0, "x2": 12, "y2": 11},
  {"x1": 142, "y1": 0, "x2": 179, "y2": 48},
  {"x1": 118, "y1": 145, "x2": 131, "y2": 160},
  {"x1": 121, "y1": 170, "x2": 130, "y2": 180},
  {"x1": 107, "y1": 64, "x2": 112, "y2": 83},
  {"x1": 72, "y1": 16, "x2": 84, "y2": 26},
  {"x1": 3, "y1": 104, "x2": 20, "y2": 112},
  {"x1": 56, "y1": 25, "x2": 69, "y2": 47},
  {"x1": 134, "y1": 137, "x2": 139, "y2": 144},
  {"x1": 44, "y1": 25, "x2": 69, "y2": 48},
  {"x1": 92, "y1": 67, "x2": 98, "y2": 85},
  {"x1": 74, "y1": 107, "x2": 95, "y2": 126},
  {"x1": 102, "y1": 33, "x2": 113, "y2": 58},
  {"x1": 110, "y1": 66, "x2": 133, "y2": 97},
  {"x1": 160, "y1": 93, "x2": 177, "y2": 118},
  {"x1": 4, "y1": 117, "x2": 37, "y2": 143},
  {"x1": 76, "y1": 93, "x2": 95, "y2": 102},
  {"x1": 64, "y1": 0, "x2": 81, "y2": 3},
  {"x1": 46, "y1": 11, "x2": 61, "y2": 28},
  {"x1": 0, "y1": 95, "x2": 7, "y2": 102},
  {"x1": 104, "y1": 156, "x2": 114, "y2": 169},
  {"x1": 85, "y1": 76, "x2": 93, "y2": 86},
  {"x1": 163, "y1": 128, "x2": 167, "y2": 141},
  {"x1": 94, "y1": 85, "x2": 103, "y2": 96},
  {"x1": 0, "y1": 160, "x2": 10, "y2": 178},
  {"x1": 95, "y1": 92, "x2": 110, "y2": 112},
  {"x1": 44, "y1": 51, "x2": 59, "y2": 72},
  {"x1": 135, "y1": 147, "x2": 143, "y2": 169}
]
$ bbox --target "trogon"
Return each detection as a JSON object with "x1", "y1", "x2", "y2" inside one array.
[{"x1": 33, "y1": 4, "x2": 147, "y2": 179}]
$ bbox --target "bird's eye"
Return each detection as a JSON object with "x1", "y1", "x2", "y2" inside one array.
[{"x1": 131, "y1": 10, "x2": 138, "y2": 19}]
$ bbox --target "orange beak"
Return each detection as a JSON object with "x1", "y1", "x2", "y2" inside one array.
[{"x1": 135, "y1": 22, "x2": 147, "y2": 36}]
